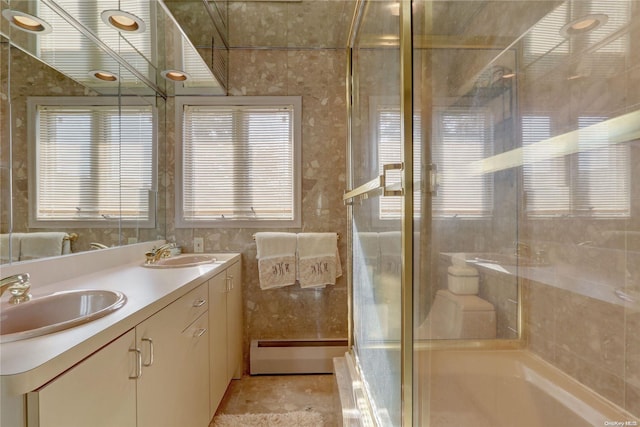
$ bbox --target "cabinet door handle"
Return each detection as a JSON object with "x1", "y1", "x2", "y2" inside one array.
[
  {"x1": 129, "y1": 348, "x2": 142, "y2": 379},
  {"x1": 193, "y1": 298, "x2": 207, "y2": 307},
  {"x1": 226, "y1": 276, "x2": 232, "y2": 292},
  {"x1": 193, "y1": 328, "x2": 207, "y2": 338},
  {"x1": 141, "y1": 337, "x2": 154, "y2": 367}
]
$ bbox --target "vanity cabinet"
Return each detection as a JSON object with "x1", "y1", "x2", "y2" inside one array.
[
  {"x1": 208, "y1": 260, "x2": 243, "y2": 417},
  {"x1": 26, "y1": 330, "x2": 138, "y2": 427},
  {"x1": 136, "y1": 284, "x2": 210, "y2": 427},
  {"x1": 21, "y1": 257, "x2": 242, "y2": 427},
  {"x1": 26, "y1": 284, "x2": 210, "y2": 427}
]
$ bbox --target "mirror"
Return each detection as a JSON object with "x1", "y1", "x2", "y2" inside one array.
[{"x1": 1, "y1": 0, "x2": 223, "y2": 264}]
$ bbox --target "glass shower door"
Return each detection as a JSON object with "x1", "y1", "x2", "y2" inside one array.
[{"x1": 347, "y1": 1, "x2": 404, "y2": 425}]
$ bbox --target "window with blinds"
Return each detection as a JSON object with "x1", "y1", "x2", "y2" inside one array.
[
  {"x1": 374, "y1": 104, "x2": 493, "y2": 219},
  {"x1": 376, "y1": 107, "x2": 421, "y2": 220},
  {"x1": 30, "y1": 99, "x2": 155, "y2": 226},
  {"x1": 521, "y1": 114, "x2": 629, "y2": 218},
  {"x1": 433, "y1": 109, "x2": 494, "y2": 218},
  {"x1": 177, "y1": 97, "x2": 301, "y2": 227}
]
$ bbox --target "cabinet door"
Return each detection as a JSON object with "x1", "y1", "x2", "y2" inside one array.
[
  {"x1": 181, "y1": 311, "x2": 210, "y2": 427},
  {"x1": 27, "y1": 330, "x2": 137, "y2": 427},
  {"x1": 226, "y1": 261, "x2": 243, "y2": 380},
  {"x1": 136, "y1": 284, "x2": 209, "y2": 427},
  {"x1": 208, "y1": 271, "x2": 228, "y2": 418}
]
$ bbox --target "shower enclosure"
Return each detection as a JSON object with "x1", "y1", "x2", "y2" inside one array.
[{"x1": 344, "y1": 0, "x2": 640, "y2": 425}]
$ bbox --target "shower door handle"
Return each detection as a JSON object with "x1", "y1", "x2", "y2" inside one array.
[
  {"x1": 381, "y1": 163, "x2": 404, "y2": 196},
  {"x1": 343, "y1": 162, "x2": 404, "y2": 203}
]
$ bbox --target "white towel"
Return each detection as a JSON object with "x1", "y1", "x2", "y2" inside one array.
[
  {"x1": 19, "y1": 232, "x2": 68, "y2": 261},
  {"x1": 297, "y1": 233, "x2": 340, "y2": 288},
  {"x1": 255, "y1": 232, "x2": 297, "y2": 289},
  {"x1": 0, "y1": 233, "x2": 21, "y2": 263}
]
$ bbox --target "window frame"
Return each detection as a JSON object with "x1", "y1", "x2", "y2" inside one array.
[
  {"x1": 370, "y1": 97, "x2": 494, "y2": 222},
  {"x1": 175, "y1": 96, "x2": 302, "y2": 228},
  {"x1": 521, "y1": 112, "x2": 630, "y2": 219},
  {"x1": 27, "y1": 96, "x2": 158, "y2": 228}
]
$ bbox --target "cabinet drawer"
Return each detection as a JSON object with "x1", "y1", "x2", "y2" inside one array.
[{"x1": 175, "y1": 283, "x2": 209, "y2": 330}]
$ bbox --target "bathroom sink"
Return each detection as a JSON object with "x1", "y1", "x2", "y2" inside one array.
[
  {"x1": 142, "y1": 254, "x2": 218, "y2": 268},
  {"x1": 0, "y1": 289, "x2": 126, "y2": 343}
]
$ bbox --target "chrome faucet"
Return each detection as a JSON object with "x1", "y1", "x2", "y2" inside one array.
[
  {"x1": 0, "y1": 273, "x2": 32, "y2": 304},
  {"x1": 144, "y1": 243, "x2": 174, "y2": 264}
]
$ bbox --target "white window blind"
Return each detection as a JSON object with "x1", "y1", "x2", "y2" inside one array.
[
  {"x1": 575, "y1": 116, "x2": 629, "y2": 217},
  {"x1": 376, "y1": 107, "x2": 421, "y2": 220},
  {"x1": 433, "y1": 109, "x2": 494, "y2": 218},
  {"x1": 522, "y1": 115, "x2": 570, "y2": 215},
  {"x1": 522, "y1": 114, "x2": 629, "y2": 218},
  {"x1": 180, "y1": 100, "x2": 300, "y2": 226},
  {"x1": 35, "y1": 104, "x2": 154, "y2": 224},
  {"x1": 375, "y1": 106, "x2": 492, "y2": 219}
]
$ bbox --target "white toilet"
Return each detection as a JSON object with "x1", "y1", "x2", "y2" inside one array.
[{"x1": 417, "y1": 263, "x2": 496, "y2": 339}]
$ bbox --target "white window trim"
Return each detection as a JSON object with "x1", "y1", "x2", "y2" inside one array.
[
  {"x1": 27, "y1": 96, "x2": 158, "y2": 228},
  {"x1": 175, "y1": 96, "x2": 302, "y2": 228}
]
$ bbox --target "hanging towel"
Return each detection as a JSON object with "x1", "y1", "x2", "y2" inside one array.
[
  {"x1": 255, "y1": 232, "x2": 297, "y2": 289},
  {"x1": 0, "y1": 233, "x2": 22, "y2": 263},
  {"x1": 297, "y1": 233, "x2": 340, "y2": 288},
  {"x1": 19, "y1": 232, "x2": 68, "y2": 261}
]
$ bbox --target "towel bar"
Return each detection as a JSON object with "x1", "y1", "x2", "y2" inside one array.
[{"x1": 252, "y1": 233, "x2": 340, "y2": 241}]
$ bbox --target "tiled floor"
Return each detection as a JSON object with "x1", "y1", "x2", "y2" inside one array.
[{"x1": 213, "y1": 374, "x2": 340, "y2": 426}]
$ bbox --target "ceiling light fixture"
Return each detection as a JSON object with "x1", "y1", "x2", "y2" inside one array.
[
  {"x1": 560, "y1": 14, "x2": 608, "y2": 37},
  {"x1": 101, "y1": 9, "x2": 146, "y2": 33},
  {"x1": 89, "y1": 70, "x2": 119, "y2": 82},
  {"x1": 161, "y1": 70, "x2": 190, "y2": 82},
  {"x1": 1, "y1": 10, "x2": 52, "y2": 34}
]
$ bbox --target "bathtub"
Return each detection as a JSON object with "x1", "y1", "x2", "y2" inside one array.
[{"x1": 419, "y1": 350, "x2": 638, "y2": 427}]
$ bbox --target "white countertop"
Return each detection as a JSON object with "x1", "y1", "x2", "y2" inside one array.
[{"x1": 0, "y1": 251, "x2": 240, "y2": 395}]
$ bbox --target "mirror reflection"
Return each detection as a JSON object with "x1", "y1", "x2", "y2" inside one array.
[{"x1": 0, "y1": 0, "x2": 224, "y2": 264}]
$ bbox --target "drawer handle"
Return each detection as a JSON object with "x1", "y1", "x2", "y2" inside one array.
[
  {"x1": 129, "y1": 348, "x2": 142, "y2": 379},
  {"x1": 141, "y1": 337, "x2": 154, "y2": 367},
  {"x1": 193, "y1": 328, "x2": 207, "y2": 338},
  {"x1": 193, "y1": 298, "x2": 207, "y2": 307}
]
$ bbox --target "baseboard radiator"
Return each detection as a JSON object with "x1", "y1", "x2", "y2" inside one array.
[{"x1": 250, "y1": 339, "x2": 349, "y2": 375}]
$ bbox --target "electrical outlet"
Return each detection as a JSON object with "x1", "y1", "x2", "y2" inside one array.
[{"x1": 194, "y1": 237, "x2": 204, "y2": 253}]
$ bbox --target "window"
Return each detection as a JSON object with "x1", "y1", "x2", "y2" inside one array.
[
  {"x1": 28, "y1": 97, "x2": 156, "y2": 227},
  {"x1": 522, "y1": 115, "x2": 570, "y2": 215},
  {"x1": 373, "y1": 101, "x2": 493, "y2": 220},
  {"x1": 176, "y1": 96, "x2": 301, "y2": 228},
  {"x1": 522, "y1": 114, "x2": 629, "y2": 218},
  {"x1": 433, "y1": 108, "x2": 494, "y2": 218}
]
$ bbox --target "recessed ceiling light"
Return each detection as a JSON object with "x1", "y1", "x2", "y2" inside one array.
[
  {"x1": 89, "y1": 70, "x2": 119, "y2": 82},
  {"x1": 101, "y1": 9, "x2": 146, "y2": 33},
  {"x1": 161, "y1": 70, "x2": 190, "y2": 82},
  {"x1": 560, "y1": 14, "x2": 608, "y2": 37},
  {"x1": 1, "y1": 10, "x2": 52, "y2": 34}
]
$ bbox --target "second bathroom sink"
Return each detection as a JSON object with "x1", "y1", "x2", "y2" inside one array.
[{"x1": 142, "y1": 254, "x2": 218, "y2": 268}]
